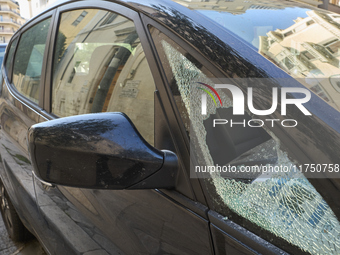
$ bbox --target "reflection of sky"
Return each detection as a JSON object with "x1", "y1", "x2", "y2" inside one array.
[{"x1": 197, "y1": 8, "x2": 310, "y2": 49}]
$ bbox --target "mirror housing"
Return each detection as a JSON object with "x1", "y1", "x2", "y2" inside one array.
[{"x1": 28, "y1": 113, "x2": 178, "y2": 189}]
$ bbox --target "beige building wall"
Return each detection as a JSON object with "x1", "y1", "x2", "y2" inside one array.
[
  {"x1": 259, "y1": 10, "x2": 340, "y2": 110},
  {"x1": 28, "y1": 0, "x2": 58, "y2": 18},
  {"x1": 174, "y1": 0, "x2": 295, "y2": 14},
  {"x1": 0, "y1": 0, "x2": 26, "y2": 43},
  {"x1": 174, "y1": 0, "x2": 339, "y2": 13}
]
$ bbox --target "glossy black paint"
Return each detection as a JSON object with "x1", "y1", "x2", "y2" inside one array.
[
  {"x1": 28, "y1": 112, "x2": 177, "y2": 189},
  {"x1": 0, "y1": 1, "x2": 339, "y2": 255},
  {"x1": 0, "y1": 2, "x2": 217, "y2": 254},
  {"x1": 133, "y1": 0, "x2": 340, "y2": 220}
]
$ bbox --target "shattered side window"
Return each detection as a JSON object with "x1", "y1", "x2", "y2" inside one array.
[{"x1": 150, "y1": 28, "x2": 340, "y2": 254}]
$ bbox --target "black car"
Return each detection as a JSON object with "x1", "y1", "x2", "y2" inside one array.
[{"x1": 0, "y1": 0, "x2": 340, "y2": 254}]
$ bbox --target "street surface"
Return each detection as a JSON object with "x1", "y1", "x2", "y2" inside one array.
[{"x1": 0, "y1": 216, "x2": 46, "y2": 255}]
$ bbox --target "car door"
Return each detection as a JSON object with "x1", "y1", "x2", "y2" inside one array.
[
  {"x1": 33, "y1": 1, "x2": 214, "y2": 254},
  {"x1": 146, "y1": 13, "x2": 340, "y2": 255},
  {"x1": 0, "y1": 10, "x2": 56, "y2": 245}
]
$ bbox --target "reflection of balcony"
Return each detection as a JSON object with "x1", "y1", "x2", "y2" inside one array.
[
  {"x1": 302, "y1": 42, "x2": 333, "y2": 62},
  {"x1": 0, "y1": 8, "x2": 21, "y2": 17},
  {"x1": 0, "y1": 28, "x2": 15, "y2": 34},
  {"x1": 267, "y1": 31, "x2": 283, "y2": 43},
  {"x1": 308, "y1": 11, "x2": 340, "y2": 38},
  {"x1": 0, "y1": 18, "x2": 21, "y2": 26}
]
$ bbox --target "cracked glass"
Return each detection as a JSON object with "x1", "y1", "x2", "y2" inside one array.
[{"x1": 151, "y1": 28, "x2": 340, "y2": 254}]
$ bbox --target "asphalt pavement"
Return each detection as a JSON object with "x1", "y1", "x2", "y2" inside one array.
[{"x1": 0, "y1": 216, "x2": 46, "y2": 255}]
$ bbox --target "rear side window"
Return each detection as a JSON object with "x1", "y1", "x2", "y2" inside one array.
[
  {"x1": 12, "y1": 18, "x2": 51, "y2": 104},
  {"x1": 5, "y1": 38, "x2": 18, "y2": 75}
]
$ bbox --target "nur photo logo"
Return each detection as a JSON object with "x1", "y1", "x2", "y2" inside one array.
[{"x1": 196, "y1": 82, "x2": 312, "y2": 128}]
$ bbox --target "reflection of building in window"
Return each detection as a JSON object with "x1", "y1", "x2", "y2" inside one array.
[
  {"x1": 100, "y1": 13, "x2": 118, "y2": 26},
  {"x1": 259, "y1": 10, "x2": 340, "y2": 110},
  {"x1": 72, "y1": 11, "x2": 88, "y2": 26},
  {"x1": 173, "y1": 0, "x2": 293, "y2": 14},
  {"x1": 324, "y1": 39, "x2": 340, "y2": 53},
  {"x1": 52, "y1": 10, "x2": 155, "y2": 145},
  {"x1": 249, "y1": 5, "x2": 280, "y2": 10}
]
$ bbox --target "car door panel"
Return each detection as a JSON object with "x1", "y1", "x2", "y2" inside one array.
[
  {"x1": 35, "y1": 183, "x2": 213, "y2": 254},
  {"x1": 30, "y1": 2, "x2": 214, "y2": 254},
  {"x1": 33, "y1": 179, "x2": 113, "y2": 254},
  {"x1": 0, "y1": 77, "x2": 52, "y2": 244},
  {"x1": 208, "y1": 211, "x2": 287, "y2": 255}
]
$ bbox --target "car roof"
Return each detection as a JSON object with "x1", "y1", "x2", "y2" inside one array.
[
  {"x1": 22, "y1": 0, "x2": 317, "y2": 58},
  {"x1": 39, "y1": 0, "x2": 317, "y2": 61},
  {"x1": 42, "y1": 0, "x2": 317, "y2": 37}
]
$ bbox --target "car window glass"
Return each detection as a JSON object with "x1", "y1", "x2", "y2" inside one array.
[
  {"x1": 150, "y1": 28, "x2": 340, "y2": 255},
  {"x1": 12, "y1": 18, "x2": 51, "y2": 104},
  {"x1": 52, "y1": 9, "x2": 155, "y2": 145},
  {"x1": 173, "y1": 4, "x2": 340, "y2": 113},
  {"x1": 5, "y1": 38, "x2": 18, "y2": 76}
]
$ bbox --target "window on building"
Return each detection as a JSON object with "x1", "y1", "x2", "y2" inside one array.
[
  {"x1": 284, "y1": 30, "x2": 293, "y2": 37},
  {"x1": 100, "y1": 13, "x2": 118, "y2": 26},
  {"x1": 325, "y1": 39, "x2": 340, "y2": 54},
  {"x1": 302, "y1": 50, "x2": 316, "y2": 60},
  {"x1": 307, "y1": 20, "x2": 315, "y2": 26},
  {"x1": 310, "y1": 84, "x2": 330, "y2": 102},
  {"x1": 71, "y1": 11, "x2": 88, "y2": 26},
  {"x1": 283, "y1": 57, "x2": 294, "y2": 69}
]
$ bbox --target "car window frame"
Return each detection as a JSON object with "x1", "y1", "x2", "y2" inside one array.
[
  {"x1": 144, "y1": 17, "x2": 299, "y2": 255},
  {"x1": 37, "y1": 1, "x2": 207, "y2": 209},
  {"x1": 4, "y1": 10, "x2": 56, "y2": 112},
  {"x1": 3, "y1": 34, "x2": 19, "y2": 84},
  {"x1": 40, "y1": 2, "x2": 202, "y2": 204},
  {"x1": 43, "y1": 1, "x2": 148, "y2": 114},
  {"x1": 142, "y1": 14, "x2": 232, "y2": 206}
]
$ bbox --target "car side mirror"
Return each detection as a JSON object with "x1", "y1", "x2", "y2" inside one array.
[{"x1": 28, "y1": 113, "x2": 178, "y2": 190}]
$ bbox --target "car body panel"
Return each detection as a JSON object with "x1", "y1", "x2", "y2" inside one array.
[{"x1": 0, "y1": 1, "x2": 339, "y2": 255}]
